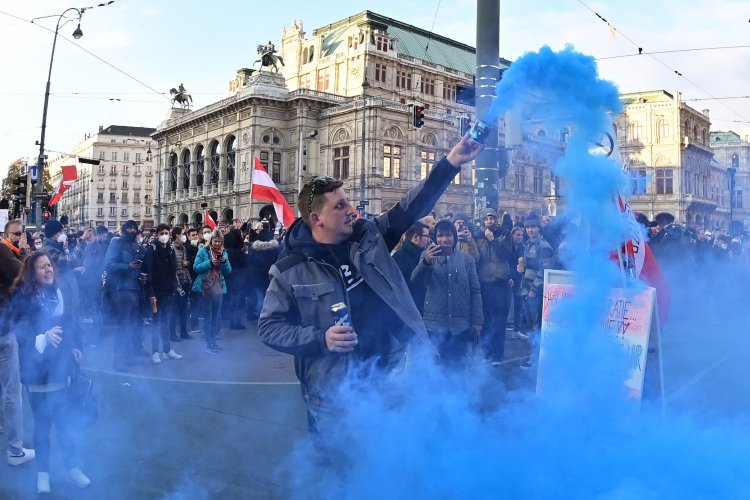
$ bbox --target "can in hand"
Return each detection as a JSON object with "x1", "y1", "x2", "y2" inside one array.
[
  {"x1": 517, "y1": 257, "x2": 525, "y2": 273},
  {"x1": 330, "y1": 302, "x2": 351, "y2": 327},
  {"x1": 150, "y1": 297, "x2": 158, "y2": 314}
]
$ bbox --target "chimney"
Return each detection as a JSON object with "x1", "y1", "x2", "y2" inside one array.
[
  {"x1": 98, "y1": 125, "x2": 103, "y2": 132},
  {"x1": 702, "y1": 109, "x2": 710, "y2": 118}
]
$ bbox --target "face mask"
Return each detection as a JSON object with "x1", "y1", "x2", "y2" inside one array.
[
  {"x1": 137, "y1": 236, "x2": 144, "y2": 244},
  {"x1": 180, "y1": 235, "x2": 187, "y2": 243},
  {"x1": 57, "y1": 234, "x2": 68, "y2": 244},
  {"x1": 158, "y1": 234, "x2": 170, "y2": 245},
  {"x1": 203, "y1": 233, "x2": 212, "y2": 242},
  {"x1": 190, "y1": 239, "x2": 198, "y2": 247}
]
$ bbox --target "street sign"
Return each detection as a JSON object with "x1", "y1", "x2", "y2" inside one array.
[
  {"x1": 28, "y1": 164, "x2": 38, "y2": 183},
  {"x1": 359, "y1": 200, "x2": 369, "y2": 206},
  {"x1": 356, "y1": 204, "x2": 366, "y2": 211},
  {"x1": 34, "y1": 192, "x2": 50, "y2": 200}
]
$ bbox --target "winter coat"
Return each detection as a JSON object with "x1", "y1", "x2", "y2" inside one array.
[
  {"x1": 173, "y1": 242, "x2": 192, "y2": 286},
  {"x1": 191, "y1": 247, "x2": 231, "y2": 295},
  {"x1": 104, "y1": 236, "x2": 146, "y2": 291},
  {"x1": 412, "y1": 250, "x2": 483, "y2": 335},
  {"x1": 258, "y1": 155, "x2": 461, "y2": 403},
  {"x1": 474, "y1": 226, "x2": 513, "y2": 284},
  {"x1": 246, "y1": 239, "x2": 281, "y2": 291},
  {"x1": 521, "y1": 236, "x2": 556, "y2": 295},
  {"x1": 392, "y1": 239, "x2": 427, "y2": 315},
  {"x1": 144, "y1": 242, "x2": 178, "y2": 298}
]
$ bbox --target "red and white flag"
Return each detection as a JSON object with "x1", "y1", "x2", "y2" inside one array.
[
  {"x1": 48, "y1": 165, "x2": 77, "y2": 206},
  {"x1": 251, "y1": 157, "x2": 296, "y2": 228},
  {"x1": 204, "y1": 211, "x2": 217, "y2": 230}
]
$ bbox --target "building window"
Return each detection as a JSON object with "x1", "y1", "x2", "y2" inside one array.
[
  {"x1": 317, "y1": 68, "x2": 330, "y2": 91},
  {"x1": 135, "y1": 152, "x2": 142, "y2": 163},
  {"x1": 453, "y1": 166, "x2": 461, "y2": 185},
  {"x1": 97, "y1": 208, "x2": 103, "y2": 217},
  {"x1": 122, "y1": 179, "x2": 128, "y2": 189},
  {"x1": 383, "y1": 144, "x2": 401, "y2": 178},
  {"x1": 97, "y1": 193, "x2": 104, "y2": 202},
  {"x1": 420, "y1": 150, "x2": 436, "y2": 179},
  {"x1": 259, "y1": 151, "x2": 282, "y2": 183},
  {"x1": 123, "y1": 152, "x2": 130, "y2": 162},
  {"x1": 134, "y1": 193, "x2": 140, "y2": 203},
  {"x1": 375, "y1": 63, "x2": 387, "y2": 83},
  {"x1": 443, "y1": 83, "x2": 456, "y2": 101},
  {"x1": 658, "y1": 119, "x2": 669, "y2": 139},
  {"x1": 333, "y1": 147, "x2": 350, "y2": 179},
  {"x1": 629, "y1": 168, "x2": 647, "y2": 195},
  {"x1": 123, "y1": 165, "x2": 130, "y2": 175},
  {"x1": 396, "y1": 70, "x2": 411, "y2": 90},
  {"x1": 376, "y1": 36, "x2": 388, "y2": 52},
  {"x1": 533, "y1": 167, "x2": 544, "y2": 194},
  {"x1": 109, "y1": 193, "x2": 116, "y2": 203},
  {"x1": 656, "y1": 168, "x2": 673, "y2": 195},
  {"x1": 121, "y1": 208, "x2": 127, "y2": 217},
  {"x1": 421, "y1": 77, "x2": 435, "y2": 96},
  {"x1": 225, "y1": 136, "x2": 236, "y2": 182},
  {"x1": 98, "y1": 165, "x2": 105, "y2": 175},
  {"x1": 110, "y1": 165, "x2": 117, "y2": 175},
  {"x1": 560, "y1": 128, "x2": 570, "y2": 144},
  {"x1": 134, "y1": 165, "x2": 141, "y2": 175},
  {"x1": 109, "y1": 207, "x2": 116, "y2": 216},
  {"x1": 111, "y1": 152, "x2": 118, "y2": 162},
  {"x1": 99, "y1": 151, "x2": 106, "y2": 160},
  {"x1": 145, "y1": 206, "x2": 152, "y2": 216},
  {"x1": 733, "y1": 190, "x2": 743, "y2": 209},
  {"x1": 631, "y1": 122, "x2": 643, "y2": 143},
  {"x1": 121, "y1": 193, "x2": 128, "y2": 203},
  {"x1": 515, "y1": 164, "x2": 526, "y2": 192}
]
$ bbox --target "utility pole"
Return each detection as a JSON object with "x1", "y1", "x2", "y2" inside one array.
[{"x1": 474, "y1": 0, "x2": 501, "y2": 212}]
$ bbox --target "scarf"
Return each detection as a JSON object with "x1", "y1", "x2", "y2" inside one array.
[{"x1": 1, "y1": 239, "x2": 20, "y2": 257}]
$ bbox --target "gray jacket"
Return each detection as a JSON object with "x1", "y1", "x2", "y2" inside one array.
[
  {"x1": 412, "y1": 250, "x2": 483, "y2": 335},
  {"x1": 258, "y1": 156, "x2": 460, "y2": 403}
]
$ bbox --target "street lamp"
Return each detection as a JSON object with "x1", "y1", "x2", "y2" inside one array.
[
  {"x1": 728, "y1": 165, "x2": 737, "y2": 236},
  {"x1": 359, "y1": 75, "x2": 370, "y2": 216},
  {"x1": 34, "y1": 7, "x2": 86, "y2": 228}
]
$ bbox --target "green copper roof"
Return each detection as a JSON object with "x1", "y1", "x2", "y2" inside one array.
[
  {"x1": 710, "y1": 131, "x2": 741, "y2": 143},
  {"x1": 317, "y1": 11, "x2": 487, "y2": 76}
]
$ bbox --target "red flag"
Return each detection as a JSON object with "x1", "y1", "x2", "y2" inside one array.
[
  {"x1": 204, "y1": 211, "x2": 217, "y2": 229},
  {"x1": 48, "y1": 165, "x2": 77, "y2": 206},
  {"x1": 251, "y1": 157, "x2": 297, "y2": 228}
]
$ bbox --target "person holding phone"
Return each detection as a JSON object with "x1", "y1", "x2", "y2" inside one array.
[
  {"x1": 104, "y1": 220, "x2": 147, "y2": 372},
  {"x1": 411, "y1": 219, "x2": 483, "y2": 368}
]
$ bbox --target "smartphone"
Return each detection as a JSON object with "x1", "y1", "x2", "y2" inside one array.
[{"x1": 469, "y1": 120, "x2": 492, "y2": 144}]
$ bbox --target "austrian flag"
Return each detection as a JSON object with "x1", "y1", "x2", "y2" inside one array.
[
  {"x1": 251, "y1": 157, "x2": 297, "y2": 228},
  {"x1": 48, "y1": 165, "x2": 78, "y2": 206}
]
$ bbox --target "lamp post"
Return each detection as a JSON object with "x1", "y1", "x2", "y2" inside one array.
[
  {"x1": 728, "y1": 166, "x2": 737, "y2": 235},
  {"x1": 359, "y1": 76, "x2": 370, "y2": 215},
  {"x1": 34, "y1": 7, "x2": 85, "y2": 228}
]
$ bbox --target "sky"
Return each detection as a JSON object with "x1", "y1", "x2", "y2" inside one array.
[{"x1": 0, "y1": 0, "x2": 748, "y2": 177}]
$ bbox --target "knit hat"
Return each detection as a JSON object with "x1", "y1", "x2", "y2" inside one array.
[
  {"x1": 44, "y1": 219, "x2": 63, "y2": 238},
  {"x1": 95, "y1": 225, "x2": 109, "y2": 236},
  {"x1": 452, "y1": 211, "x2": 470, "y2": 224},
  {"x1": 525, "y1": 214, "x2": 542, "y2": 227},
  {"x1": 483, "y1": 208, "x2": 498, "y2": 218},
  {"x1": 122, "y1": 219, "x2": 139, "y2": 231}
]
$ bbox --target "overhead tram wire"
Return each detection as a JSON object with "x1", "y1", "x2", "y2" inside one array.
[
  {"x1": 597, "y1": 45, "x2": 750, "y2": 60},
  {"x1": 575, "y1": 0, "x2": 750, "y2": 124},
  {"x1": 0, "y1": 6, "x2": 169, "y2": 103}
]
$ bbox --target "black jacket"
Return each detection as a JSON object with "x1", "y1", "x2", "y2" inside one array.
[
  {"x1": 144, "y1": 242, "x2": 178, "y2": 297},
  {"x1": 392, "y1": 239, "x2": 426, "y2": 314}
]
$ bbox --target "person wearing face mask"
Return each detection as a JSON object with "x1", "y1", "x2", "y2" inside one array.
[
  {"x1": 170, "y1": 227, "x2": 193, "y2": 341},
  {"x1": 143, "y1": 224, "x2": 183, "y2": 364},
  {"x1": 192, "y1": 230, "x2": 231, "y2": 353},
  {"x1": 104, "y1": 220, "x2": 147, "y2": 372},
  {"x1": 200, "y1": 225, "x2": 213, "y2": 248},
  {"x1": 40, "y1": 221, "x2": 83, "y2": 339}
]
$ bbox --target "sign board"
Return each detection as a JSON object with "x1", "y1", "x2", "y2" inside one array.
[
  {"x1": 28, "y1": 164, "x2": 38, "y2": 183},
  {"x1": 537, "y1": 269, "x2": 661, "y2": 403},
  {"x1": 0, "y1": 209, "x2": 7, "y2": 231}
]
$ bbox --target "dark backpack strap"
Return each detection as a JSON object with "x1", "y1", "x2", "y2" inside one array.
[{"x1": 274, "y1": 252, "x2": 306, "y2": 273}]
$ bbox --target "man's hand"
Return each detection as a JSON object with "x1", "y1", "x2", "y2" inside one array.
[
  {"x1": 325, "y1": 325, "x2": 358, "y2": 352},
  {"x1": 45, "y1": 326, "x2": 63, "y2": 348},
  {"x1": 508, "y1": 278, "x2": 514, "y2": 288},
  {"x1": 459, "y1": 228, "x2": 473, "y2": 242},
  {"x1": 129, "y1": 260, "x2": 142, "y2": 270},
  {"x1": 19, "y1": 233, "x2": 29, "y2": 251},
  {"x1": 528, "y1": 289, "x2": 537, "y2": 298},
  {"x1": 72, "y1": 348, "x2": 83, "y2": 363},
  {"x1": 484, "y1": 228, "x2": 495, "y2": 241},
  {"x1": 446, "y1": 132, "x2": 484, "y2": 167},
  {"x1": 424, "y1": 243, "x2": 441, "y2": 265}
]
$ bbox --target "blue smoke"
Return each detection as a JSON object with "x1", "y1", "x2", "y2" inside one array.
[{"x1": 280, "y1": 45, "x2": 750, "y2": 498}]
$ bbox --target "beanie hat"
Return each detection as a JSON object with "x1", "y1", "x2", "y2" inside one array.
[
  {"x1": 483, "y1": 208, "x2": 498, "y2": 218},
  {"x1": 44, "y1": 219, "x2": 64, "y2": 238},
  {"x1": 452, "y1": 211, "x2": 470, "y2": 224},
  {"x1": 122, "y1": 220, "x2": 139, "y2": 231}
]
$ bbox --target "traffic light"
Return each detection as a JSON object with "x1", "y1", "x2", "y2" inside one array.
[
  {"x1": 458, "y1": 116, "x2": 472, "y2": 137},
  {"x1": 411, "y1": 103, "x2": 425, "y2": 129},
  {"x1": 12, "y1": 175, "x2": 28, "y2": 199},
  {"x1": 731, "y1": 153, "x2": 739, "y2": 169}
]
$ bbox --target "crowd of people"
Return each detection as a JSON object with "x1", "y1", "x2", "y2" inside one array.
[{"x1": 1, "y1": 130, "x2": 749, "y2": 488}]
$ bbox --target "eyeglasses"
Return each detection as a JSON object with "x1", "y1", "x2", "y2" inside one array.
[
  {"x1": 418, "y1": 234, "x2": 431, "y2": 239},
  {"x1": 9, "y1": 232, "x2": 23, "y2": 236},
  {"x1": 307, "y1": 176, "x2": 335, "y2": 214}
]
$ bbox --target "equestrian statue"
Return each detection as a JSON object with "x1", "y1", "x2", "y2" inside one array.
[
  {"x1": 254, "y1": 41, "x2": 285, "y2": 73},
  {"x1": 169, "y1": 83, "x2": 193, "y2": 108}
]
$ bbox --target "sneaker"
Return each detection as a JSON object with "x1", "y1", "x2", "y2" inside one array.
[
  {"x1": 166, "y1": 349, "x2": 183, "y2": 360},
  {"x1": 68, "y1": 467, "x2": 91, "y2": 488},
  {"x1": 205, "y1": 346, "x2": 219, "y2": 354},
  {"x1": 520, "y1": 359, "x2": 535, "y2": 370},
  {"x1": 491, "y1": 359, "x2": 503, "y2": 367},
  {"x1": 511, "y1": 331, "x2": 530, "y2": 341},
  {"x1": 189, "y1": 329, "x2": 201, "y2": 335},
  {"x1": 212, "y1": 343, "x2": 224, "y2": 352},
  {"x1": 8, "y1": 448, "x2": 35, "y2": 466},
  {"x1": 151, "y1": 352, "x2": 162, "y2": 364},
  {"x1": 37, "y1": 471, "x2": 50, "y2": 494}
]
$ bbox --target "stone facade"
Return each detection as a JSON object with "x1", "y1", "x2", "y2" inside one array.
[
  {"x1": 153, "y1": 11, "x2": 561, "y2": 228},
  {"x1": 49, "y1": 125, "x2": 156, "y2": 229},
  {"x1": 710, "y1": 130, "x2": 750, "y2": 233},
  {"x1": 615, "y1": 90, "x2": 730, "y2": 230}
]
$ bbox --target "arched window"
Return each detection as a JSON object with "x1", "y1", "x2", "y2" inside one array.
[
  {"x1": 209, "y1": 140, "x2": 220, "y2": 185},
  {"x1": 560, "y1": 128, "x2": 569, "y2": 144},
  {"x1": 631, "y1": 121, "x2": 643, "y2": 142},
  {"x1": 225, "y1": 136, "x2": 236, "y2": 183},
  {"x1": 169, "y1": 153, "x2": 178, "y2": 192},
  {"x1": 302, "y1": 48, "x2": 308, "y2": 64},
  {"x1": 180, "y1": 149, "x2": 190, "y2": 190},
  {"x1": 194, "y1": 145, "x2": 204, "y2": 188},
  {"x1": 537, "y1": 129, "x2": 547, "y2": 138},
  {"x1": 657, "y1": 119, "x2": 669, "y2": 139}
]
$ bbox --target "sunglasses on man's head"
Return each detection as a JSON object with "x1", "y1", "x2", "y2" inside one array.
[{"x1": 307, "y1": 176, "x2": 335, "y2": 214}]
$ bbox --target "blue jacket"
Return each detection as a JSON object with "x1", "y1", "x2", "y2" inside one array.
[
  {"x1": 191, "y1": 247, "x2": 231, "y2": 294},
  {"x1": 104, "y1": 237, "x2": 145, "y2": 291}
]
